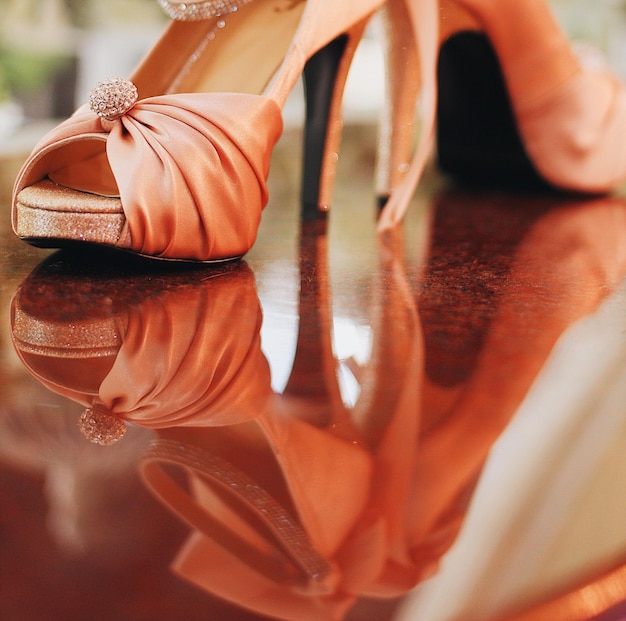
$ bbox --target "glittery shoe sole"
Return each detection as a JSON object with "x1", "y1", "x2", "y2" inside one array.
[
  {"x1": 14, "y1": 179, "x2": 126, "y2": 248},
  {"x1": 14, "y1": 179, "x2": 241, "y2": 263}
]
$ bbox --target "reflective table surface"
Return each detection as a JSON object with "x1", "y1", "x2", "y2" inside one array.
[{"x1": 2, "y1": 126, "x2": 626, "y2": 621}]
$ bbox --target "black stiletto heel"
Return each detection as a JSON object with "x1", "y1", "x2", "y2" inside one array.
[{"x1": 301, "y1": 34, "x2": 351, "y2": 220}]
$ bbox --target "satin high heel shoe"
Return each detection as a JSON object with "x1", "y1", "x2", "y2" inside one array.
[
  {"x1": 437, "y1": 0, "x2": 626, "y2": 193},
  {"x1": 12, "y1": 0, "x2": 438, "y2": 261}
]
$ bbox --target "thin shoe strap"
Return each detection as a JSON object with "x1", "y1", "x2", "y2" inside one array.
[{"x1": 378, "y1": 0, "x2": 439, "y2": 230}]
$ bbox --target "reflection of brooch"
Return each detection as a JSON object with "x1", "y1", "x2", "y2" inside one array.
[{"x1": 79, "y1": 405, "x2": 127, "y2": 446}]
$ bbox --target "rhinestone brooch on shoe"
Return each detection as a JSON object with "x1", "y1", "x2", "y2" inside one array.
[{"x1": 89, "y1": 77, "x2": 138, "y2": 123}]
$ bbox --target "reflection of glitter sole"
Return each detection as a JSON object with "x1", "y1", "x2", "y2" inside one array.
[{"x1": 11, "y1": 305, "x2": 121, "y2": 359}]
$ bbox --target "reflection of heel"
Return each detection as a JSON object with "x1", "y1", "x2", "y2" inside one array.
[{"x1": 301, "y1": 26, "x2": 366, "y2": 220}]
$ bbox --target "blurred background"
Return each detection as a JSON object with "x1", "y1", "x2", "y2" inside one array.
[
  {"x1": 2, "y1": 0, "x2": 626, "y2": 132},
  {"x1": 2, "y1": 0, "x2": 626, "y2": 200}
]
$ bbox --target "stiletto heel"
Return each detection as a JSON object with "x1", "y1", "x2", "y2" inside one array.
[
  {"x1": 300, "y1": 28, "x2": 365, "y2": 220},
  {"x1": 437, "y1": 0, "x2": 626, "y2": 194}
]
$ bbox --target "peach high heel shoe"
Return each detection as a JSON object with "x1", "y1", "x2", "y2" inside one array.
[
  {"x1": 12, "y1": 0, "x2": 438, "y2": 261},
  {"x1": 437, "y1": 0, "x2": 626, "y2": 192}
]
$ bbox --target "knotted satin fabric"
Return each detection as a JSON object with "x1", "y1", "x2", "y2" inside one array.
[
  {"x1": 96, "y1": 278, "x2": 271, "y2": 427},
  {"x1": 11, "y1": 264, "x2": 272, "y2": 427},
  {"x1": 13, "y1": 93, "x2": 283, "y2": 261}
]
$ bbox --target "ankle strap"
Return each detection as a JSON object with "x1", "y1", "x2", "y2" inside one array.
[{"x1": 157, "y1": 0, "x2": 253, "y2": 21}]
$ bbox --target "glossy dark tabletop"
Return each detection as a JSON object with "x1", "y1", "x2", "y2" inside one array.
[{"x1": 2, "y1": 125, "x2": 626, "y2": 621}]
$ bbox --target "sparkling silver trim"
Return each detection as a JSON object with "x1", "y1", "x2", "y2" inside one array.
[{"x1": 157, "y1": 0, "x2": 253, "y2": 21}]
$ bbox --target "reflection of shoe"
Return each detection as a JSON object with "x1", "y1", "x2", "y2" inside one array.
[
  {"x1": 10, "y1": 252, "x2": 269, "y2": 444},
  {"x1": 138, "y1": 222, "x2": 430, "y2": 619},
  {"x1": 437, "y1": 0, "x2": 626, "y2": 192},
  {"x1": 398, "y1": 191, "x2": 626, "y2": 621},
  {"x1": 12, "y1": 0, "x2": 438, "y2": 261},
  {"x1": 140, "y1": 426, "x2": 371, "y2": 619}
]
